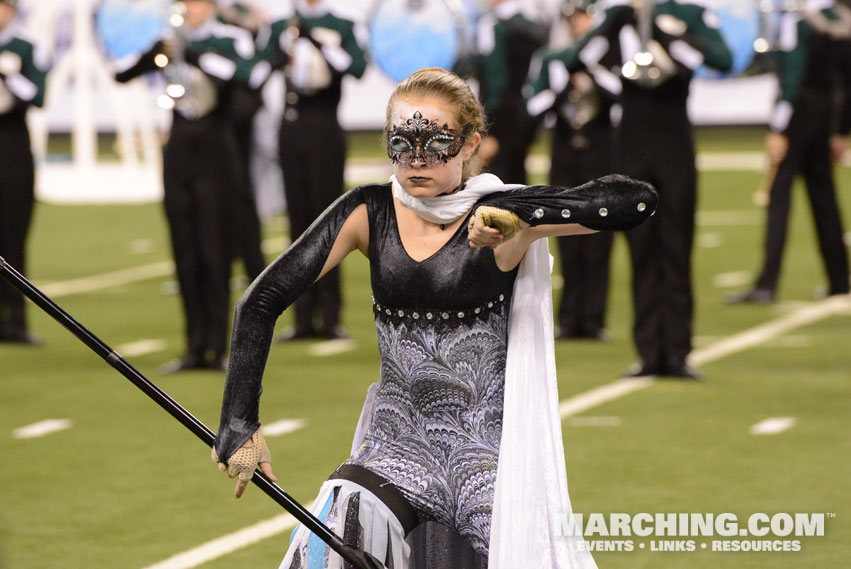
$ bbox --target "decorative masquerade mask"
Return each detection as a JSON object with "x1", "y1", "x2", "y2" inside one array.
[{"x1": 386, "y1": 111, "x2": 471, "y2": 165}]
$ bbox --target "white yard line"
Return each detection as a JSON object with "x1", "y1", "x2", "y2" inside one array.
[
  {"x1": 566, "y1": 416, "x2": 622, "y2": 427},
  {"x1": 688, "y1": 294, "x2": 849, "y2": 367},
  {"x1": 559, "y1": 378, "x2": 654, "y2": 418},
  {"x1": 13, "y1": 418, "x2": 73, "y2": 439},
  {"x1": 40, "y1": 261, "x2": 175, "y2": 298},
  {"x1": 263, "y1": 418, "x2": 307, "y2": 437},
  {"x1": 750, "y1": 417, "x2": 797, "y2": 435},
  {"x1": 140, "y1": 513, "x2": 300, "y2": 569},
  {"x1": 138, "y1": 294, "x2": 850, "y2": 569},
  {"x1": 712, "y1": 270, "x2": 752, "y2": 288},
  {"x1": 308, "y1": 338, "x2": 357, "y2": 357},
  {"x1": 116, "y1": 339, "x2": 168, "y2": 358},
  {"x1": 36, "y1": 236, "x2": 290, "y2": 300}
]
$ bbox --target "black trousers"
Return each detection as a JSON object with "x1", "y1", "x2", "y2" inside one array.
[
  {"x1": 551, "y1": 123, "x2": 614, "y2": 336},
  {"x1": 229, "y1": 86, "x2": 266, "y2": 281},
  {"x1": 279, "y1": 111, "x2": 345, "y2": 333},
  {"x1": 0, "y1": 119, "x2": 34, "y2": 338},
  {"x1": 618, "y1": 98, "x2": 696, "y2": 367},
  {"x1": 755, "y1": 97, "x2": 849, "y2": 296},
  {"x1": 162, "y1": 117, "x2": 238, "y2": 358}
]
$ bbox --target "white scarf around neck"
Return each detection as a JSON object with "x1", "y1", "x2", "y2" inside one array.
[{"x1": 387, "y1": 173, "x2": 597, "y2": 568}]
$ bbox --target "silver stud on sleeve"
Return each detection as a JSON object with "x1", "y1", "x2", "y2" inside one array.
[
  {"x1": 561, "y1": 209, "x2": 571, "y2": 218},
  {"x1": 598, "y1": 207, "x2": 608, "y2": 217},
  {"x1": 637, "y1": 202, "x2": 646, "y2": 212},
  {"x1": 533, "y1": 208, "x2": 545, "y2": 219}
]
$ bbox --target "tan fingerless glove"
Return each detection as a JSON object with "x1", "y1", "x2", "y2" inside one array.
[
  {"x1": 468, "y1": 205, "x2": 523, "y2": 241},
  {"x1": 212, "y1": 428, "x2": 270, "y2": 482}
]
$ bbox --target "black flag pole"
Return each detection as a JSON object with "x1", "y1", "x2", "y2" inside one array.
[{"x1": 0, "y1": 256, "x2": 384, "y2": 569}]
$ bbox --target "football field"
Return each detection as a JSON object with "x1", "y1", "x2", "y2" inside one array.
[{"x1": 1, "y1": 128, "x2": 849, "y2": 569}]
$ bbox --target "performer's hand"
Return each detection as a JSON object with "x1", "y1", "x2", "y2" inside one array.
[
  {"x1": 468, "y1": 206, "x2": 525, "y2": 248},
  {"x1": 478, "y1": 136, "x2": 500, "y2": 164},
  {"x1": 160, "y1": 37, "x2": 177, "y2": 60},
  {"x1": 211, "y1": 428, "x2": 277, "y2": 498},
  {"x1": 766, "y1": 132, "x2": 789, "y2": 166},
  {"x1": 830, "y1": 134, "x2": 847, "y2": 165}
]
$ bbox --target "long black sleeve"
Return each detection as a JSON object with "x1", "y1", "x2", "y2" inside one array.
[
  {"x1": 214, "y1": 186, "x2": 368, "y2": 461},
  {"x1": 114, "y1": 41, "x2": 163, "y2": 83},
  {"x1": 477, "y1": 174, "x2": 657, "y2": 231}
]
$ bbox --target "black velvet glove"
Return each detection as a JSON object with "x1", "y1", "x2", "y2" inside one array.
[
  {"x1": 214, "y1": 186, "x2": 368, "y2": 462},
  {"x1": 476, "y1": 174, "x2": 657, "y2": 231},
  {"x1": 609, "y1": 5, "x2": 637, "y2": 28},
  {"x1": 183, "y1": 45, "x2": 201, "y2": 67},
  {"x1": 267, "y1": 48, "x2": 290, "y2": 70}
]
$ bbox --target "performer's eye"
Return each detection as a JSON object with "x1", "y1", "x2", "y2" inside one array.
[
  {"x1": 426, "y1": 135, "x2": 455, "y2": 152},
  {"x1": 389, "y1": 136, "x2": 412, "y2": 153}
]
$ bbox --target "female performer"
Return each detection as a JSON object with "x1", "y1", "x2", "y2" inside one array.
[{"x1": 212, "y1": 68, "x2": 656, "y2": 567}]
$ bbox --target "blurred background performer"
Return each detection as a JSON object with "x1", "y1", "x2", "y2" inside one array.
[
  {"x1": 729, "y1": 0, "x2": 851, "y2": 304},
  {"x1": 114, "y1": 0, "x2": 259, "y2": 372},
  {"x1": 527, "y1": 0, "x2": 618, "y2": 341},
  {"x1": 476, "y1": 0, "x2": 548, "y2": 184},
  {"x1": 258, "y1": 0, "x2": 366, "y2": 341},
  {"x1": 0, "y1": 0, "x2": 48, "y2": 345},
  {"x1": 218, "y1": 0, "x2": 268, "y2": 283},
  {"x1": 560, "y1": 0, "x2": 732, "y2": 378}
]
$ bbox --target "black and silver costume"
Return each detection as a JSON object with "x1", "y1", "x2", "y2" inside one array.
[{"x1": 214, "y1": 176, "x2": 656, "y2": 566}]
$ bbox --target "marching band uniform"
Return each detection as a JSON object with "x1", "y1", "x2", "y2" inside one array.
[
  {"x1": 557, "y1": 0, "x2": 732, "y2": 377},
  {"x1": 114, "y1": 8, "x2": 259, "y2": 371},
  {"x1": 527, "y1": 3, "x2": 619, "y2": 340},
  {"x1": 476, "y1": 0, "x2": 548, "y2": 184},
  {"x1": 731, "y1": 0, "x2": 851, "y2": 302},
  {"x1": 257, "y1": 0, "x2": 367, "y2": 339},
  {"x1": 0, "y1": 0, "x2": 48, "y2": 344},
  {"x1": 219, "y1": 2, "x2": 267, "y2": 282}
]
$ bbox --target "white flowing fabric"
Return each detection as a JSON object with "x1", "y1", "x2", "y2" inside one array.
[{"x1": 390, "y1": 174, "x2": 597, "y2": 568}]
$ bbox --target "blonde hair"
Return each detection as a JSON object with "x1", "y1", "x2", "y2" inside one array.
[{"x1": 385, "y1": 67, "x2": 487, "y2": 179}]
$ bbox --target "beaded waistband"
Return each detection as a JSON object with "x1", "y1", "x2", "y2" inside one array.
[{"x1": 372, "y1": 293, "x2": 507, "y2": 323}]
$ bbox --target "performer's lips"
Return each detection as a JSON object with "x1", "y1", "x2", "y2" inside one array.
[{"x1": 408, "y1": 176, "x2": 431, "y2": 184}]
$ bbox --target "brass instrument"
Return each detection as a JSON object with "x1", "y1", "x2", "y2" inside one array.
[
  {"x1": 754, "y1": 0, "x2": 803, "y2": 53},
  {"x1": 282, "y1": 15, "x2": 333, "y2": 96},
  {"x1": 620, "y1": 0, "x2": 676, "y2": 88},
  {"x1": 154, "y1": 1, "x2": 217, "y2": 119}
]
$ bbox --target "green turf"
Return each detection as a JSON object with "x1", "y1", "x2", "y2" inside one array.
[{"x1": 1, "y1": 129, "x2": 849, "y2": 569}]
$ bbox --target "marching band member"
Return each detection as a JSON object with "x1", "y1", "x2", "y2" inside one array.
[
  {"x1": 553, "y1": 0, "x2": 732, "y2": 378},
  {"x1": 527, "y1": 0, "x2": 619, "y2": 341},
  {"x1": 219, "y1": 0, "x2": 268, "y2": 283},
  {"x1": 113, "y1": 0, "x2": 260, "y2": 372},
  {"x1": 257, "y1": 0, "x2": 367, "y2": 341},
  {"x1": 476, "y1": 0, "x2": 548, "y2": 185},
  {"x1": 0, "y1": 0, "x2": 48, "y2": 345},
  {"x1": 729, "y1": 0, "x2": 851, "y2": 303}
]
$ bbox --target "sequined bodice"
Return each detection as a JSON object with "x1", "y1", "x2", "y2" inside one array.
[{"x1": 346, "y1": 186, "x2": 518, "y2": 553}]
